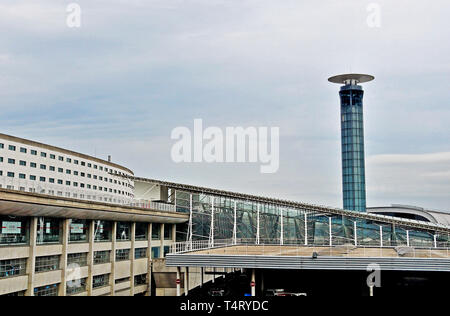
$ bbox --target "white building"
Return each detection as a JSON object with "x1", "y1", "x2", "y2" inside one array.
[{"x1": 0, "y1": 133, "x2": 135, "y2": 205}]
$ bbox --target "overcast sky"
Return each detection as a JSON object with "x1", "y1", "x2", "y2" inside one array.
[{"x1": 1, "y1": 0, "x2": 449, "y2": 211}]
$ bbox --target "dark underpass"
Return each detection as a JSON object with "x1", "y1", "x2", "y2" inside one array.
[{"x1": 187, "y1": 269, "x2": 450, "y2": 297}]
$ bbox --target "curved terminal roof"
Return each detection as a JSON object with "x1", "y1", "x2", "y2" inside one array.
[{"x1": 368, "y1": 205, "x2": 450, "y2": 226}]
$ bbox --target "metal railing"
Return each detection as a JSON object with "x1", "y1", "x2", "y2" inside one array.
[{"x1": 170, "y1": 238, "x2": 450, "y2": 259}]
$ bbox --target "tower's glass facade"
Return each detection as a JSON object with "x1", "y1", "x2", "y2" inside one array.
[{"x1": 339, "y1": 84, "x2": 366, "y2": 212}]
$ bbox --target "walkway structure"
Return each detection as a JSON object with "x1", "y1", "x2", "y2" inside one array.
[{"x1": 126, "y1": 176, "x2": 450, "y2": 249}]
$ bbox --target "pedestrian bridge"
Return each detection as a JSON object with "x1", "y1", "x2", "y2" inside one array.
[{"x1": 166, "y1": 239, "x2": 450, "y2": 272}]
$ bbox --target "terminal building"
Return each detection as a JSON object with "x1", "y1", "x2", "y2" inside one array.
[{"x1": 1, "y1": 132, "x2": 449, "y2": 296}]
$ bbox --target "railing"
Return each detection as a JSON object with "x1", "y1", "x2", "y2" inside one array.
[{"x1": 169, "y1": 238, "x2": 450, "y2": 259}]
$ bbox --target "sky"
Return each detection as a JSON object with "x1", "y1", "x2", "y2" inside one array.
[{"x1": 0, "y1": 0, "x2": 449, "y2": 211}]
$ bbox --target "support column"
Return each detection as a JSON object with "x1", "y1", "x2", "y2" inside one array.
[
  {"x1": 209, "y1": 198, "x2": 214, "y2": 247},
  {"x1": 146, "y1": 223, "x2": 152, "y2": 296},
  {"x1": 110, "y1": 222, "x2": 117, "y2": 296},
  {"x1": 188, "y1": 194, "x2": 193, "y2": 250},
  {"x1": 304, "y1": 213, "x2": 308, "y2": 246},
  {"x1": 176, "y1": 267, "x2": 181, "y2": 296},
  {"x1": 256, "y1": 204, "x2": 260, "y2": 245},
  {"x1": 434, "y1": 234, "x2": 437, "y2": 249},
  {"x1": 251, "y1": 269, "x2": 256, "y2": 297},
  {"x1": 87, "y1": 220, "x2": 95, "y2": 296},
  {"x1": 379, "y1": 226, "x2": 383, "y2": 248},
  {"x1": 233, "y1": 201, "x2": 237, "y2": 245},
  {"x1": 354, "y1": 221, "x2": 357, "y2": 247},
  {"x1": 200, "y1": 267, "x2": 204, "y2": 288},
  {"x1": 25, "y1": 217, "x2": 37, "y2": 296},
  {"x1": 184, "y1": 267, "x2": 189, "y2": 296},
  {"x1": 130, "y1": 222, "x2": 136, "y2": 296},
  {"x1": 406, "y1": 230, "x2": 410, "y2": 247},
  {"x1": 329, "y1": 217, "x2": 332, "y2": 247},
  {"x1": 59, "y1": 219, "x2": 70, "y2": 296},
  {"x1": 280, "y1": 208, "x2": 284, "y2": 246}
]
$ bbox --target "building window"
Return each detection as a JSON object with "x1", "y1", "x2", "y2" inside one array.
[
  {"x1": 19, "y1": 160, "x2": 26, "y2": 166},
  {"x1": 31, "y1": 150, "x2": 37, "y2": 155},
  {"x1": 0, "y1": 216, "x2": 29, "y2": 246},
  {"x1": 36, "y1": 217, "x2": 61, "y2": 244},
  {"x1": 58, "y1": 156, "x2": 64, "y2": 161},
  {"x1": 35, "y1": 255, "x2": 60, "y2": 273},
  {"x1": 57, "y1": 179, "x2": 63, "y2": 184},
  {"x1": 0, "y1": 258, "x2": 27, "y2": 278},
  {"x1": 66, "y1": 169, "x2": 71, "y2": 175},
  {"x1": 50, "y1": 154, "x2": 55, "y2": 159},
  {"x1": 115, "y1": 249, "x2": 130, "y2": 261},
  {"x1": 20, "y1": 147, "x2": 26, "y2": 153},
  {"x1": 69, "y1": 219, "x2": 88, "y2": 243},
  {"x1": 116, "y1": 222, "x2": 131, "y2": 241},
  {"x1": 41, "y1": 152, "x2": 46, "y2": 158},
  {"x1": 74, "y1": 160, "x2": 79, "y2": 165},
  {"x1": 152, "y1": 223, "x2": 161, "y2": 240},
  {"x1": 66, "y1": 181, "x2": 71, "y2": 186},
  {"x1": 134, "y1": 274, "x2": 147, "y2": 286},
  {"x1": 93, "y1": 251, "x2": 110, "y2": 264},
  {"x1": 40, "y1": 164, "x2": 46, "y2": 170},
  {"x1": 0, "y1": 143, "x2": 4, "y2": 149},
  {"x1": 67, "y1": 253, "x2": 88, "y2": 267},
  {"x1": 8, "y1": 145, "x2": 16, "y2": 151},
  {"x1": 58, "y1": 168, "x2": 63, "y2": 173},
  {"x1": 163, "y1": 246, "x2": 170, "y2": 256},
  {"x1": 49, "y1": 178, "x2": 55, "y2": 183},
  {"x1": 66, "y1": 158, "x2": 71, "y2": 163},
  {"x1": 94, "y1": 221, "x2": 112, "y2": 242},
  {"x1": 74, "y1": 171, "x2": 78, "y2": 176},
  {"x1": 66, "y1": 278, "x2": 87, "y2": 296},
  {"x1": 30, "y1": 162, "x2": 36, "y2": 168},
  {"x1": 151, "y1": 247, "x2": 160, "y2": 259},
  {"x1": 40, "y1": 177, "x2": 45, "y2": 182},
  {"x1": 7, "y1": 172, "x2": 14, "y2": 178},
  {"x1": 34, "y1": 284, "x2": 58, "y2": 296},
  {"x1": 29, "y1": 175, "x2": 36, "y2": 180},
  {"x1": 135, "y1": 248, "x2": 147, "y2": 259},
  {"x1": 115, "y1": 277, "x2": 129, "y2": 284},
  {"x1": 8, "y1": 158, "x2": 15, "y2": 164},
  {"x1": 164, "y1": 224, "x2": 173, "y2": 240},
  {"x1": 81, "y1": 161, "x2": 85, "y2": 166},
  {"x1": 19, "y1": 174, "x2": 25, "y2": 179},
  {"x1": 0, "y1": 157, "x2": 3, "y2": 162},
  {"x1": 93, "y1": 274, "x2": 109, "y2": 289},
  {"x1": 135, "y1": 222, "x2": 148, "y2": 241}
]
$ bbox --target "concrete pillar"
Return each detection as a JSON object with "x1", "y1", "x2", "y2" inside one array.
[
  {"x1": 176, "y1": 267, "x2": 181, "y2": 296},
  {"x1": 87, "y1": 220, "x2": 95, "y2": 296},
  {"x1": 200, "y1": 267, "x2": 204, "y2": 288},
  {"x1": 25, "y1": 217, "x2": 37, "y2": 296},
  {"x1": 146, "y1": 222, "x2": 152, "y2": 296},
  {"x1": 110, "y1": 222, "x2": 117, "y2": 296},
  {"x1": 251, "y1": 269, "x2": 256, "y2": 297},
  {"x1": 184, "y1": 267, "x2": 189, "y2": 296},
  {"x1": 59, "y1": 218, "x2": 70, "y2": 296},
  {"x1": 130, "y1": 222, "x2": 136, "y2": 296}
]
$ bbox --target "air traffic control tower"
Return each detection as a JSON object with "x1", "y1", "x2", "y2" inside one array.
[{"x1": 328, "y1": 74, "x2": 374, "y2": 212}]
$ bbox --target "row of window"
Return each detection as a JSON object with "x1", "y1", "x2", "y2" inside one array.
[
  {"x1": 0, "y1": 142, "x2": 125, "y2": 175},
  {"x1": 1, "y1": 171, "x2": 130, "y2": 196},
  {"x1": 0, "y1": 216, "x2": 173, "y2": 246},
  {"x1": 0, "y1": 157, "x2": 131, "y2": 189},
  {"x1": 30, "y1": 272, "x2": 148, "y2": 296}
]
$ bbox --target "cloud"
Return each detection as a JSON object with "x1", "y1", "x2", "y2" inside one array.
[{"x1": 0, "y1": 0, "x2": 449, "y2": 211}]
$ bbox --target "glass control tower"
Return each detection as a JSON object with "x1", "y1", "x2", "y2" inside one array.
[{"x1": 328, "y1": 74, "x2": 374, "y2": 212}]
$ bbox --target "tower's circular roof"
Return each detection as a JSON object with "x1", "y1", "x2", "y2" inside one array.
[{"x1": 328, "y1": 74, "x2": 375, "y2": 84}]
